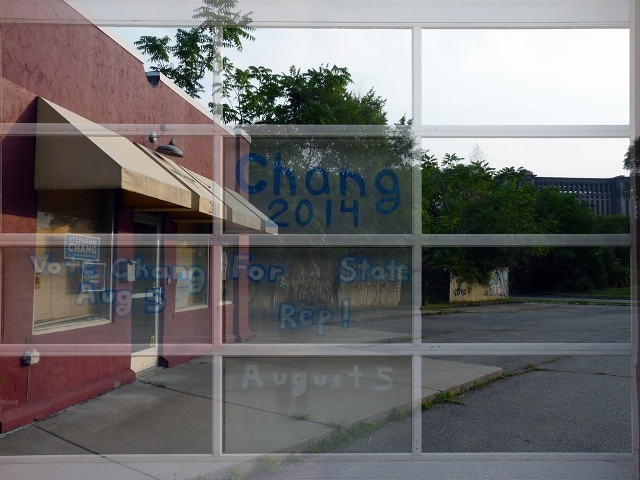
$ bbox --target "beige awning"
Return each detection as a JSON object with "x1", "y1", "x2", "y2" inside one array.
[
  {"x1": 135, "y1": 144, "x2": 222, "y2": 218},
  {"x1": 192, "y1": 169, "x2": 277, "y2": 235},
  {"x1": 136, "y1": 145, "x2": 277, "y2": 235},
  {"x1": 218, "y1": 184, "x2": 278, "y2": 235},
  {"x1": 35, "y1": 97, "x2": 192, "y2": 209},
  {"x1": 35, "y1": 97, "x2": 276, "y2": 234}
]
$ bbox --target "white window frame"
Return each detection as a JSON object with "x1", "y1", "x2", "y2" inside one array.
[
  {"x1": 4, "y1": 1, "x2": 636, "y2": 478},
  {"x1": 208, "y1": 5, "x2": 637, "y2": 478}
]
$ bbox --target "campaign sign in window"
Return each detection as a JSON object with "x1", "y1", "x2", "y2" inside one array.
[
  {"x1": 80, "y1": 262, "x2": 106, "y2": 292},
  {"x1": 64, "y1": 233, "x2": 100, "y2": 261}
]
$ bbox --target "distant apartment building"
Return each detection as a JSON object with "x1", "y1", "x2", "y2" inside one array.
[{"x1": 526, "y1": 173, "x2": 630, "y2": 217}]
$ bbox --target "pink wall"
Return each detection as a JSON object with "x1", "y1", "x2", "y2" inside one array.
[
  {"x1": 0, "y1": 0, "x2": 231, "y2": 431},
  {"x1": 2, "y1": 2, "x2": 214, "y2": 177}
]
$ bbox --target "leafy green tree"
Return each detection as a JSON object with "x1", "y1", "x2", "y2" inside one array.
[
  {"x1": 592, "y1": 214, "x2": 631, "y2": 235},
  {"x1": 134, "y1": 9, "x2": 420, "y2": 295},
  {"x1": 511, "y1": 186, "x2": 630, "y2": 294},
  {"x1": 219, "y1": 65, "x2": 415, "y2": 308},
  {"x1": 136, "y1": 6, "x2": 416, "y2": 233},
  {"x1": 422, "y1": 151, "x2": 544, "y2": 288},
  {"x1": 533, "y1": 185, "x2": 595, "y2": 234},
  {"x1": 238, "y1": 67, "x2": 414, "y2": 235},
  {"x1": 422, "y1": 146, "x2": 631, "y2": 299},
  {"x1": 623, "y1": 136, "x2": 640, "y2": 174},
  {"x1": 512, "y1": 245, "x2": 629, "y2": 294},
  {"x1": 135, "y1": 5, "x2": 390, "y2": 127},
  {"x1": 223, "y1": 65, "x2": 388, "y2": 126},
  {"x1": 134, "y1": 0, "x2": 253, "y2": 114}
]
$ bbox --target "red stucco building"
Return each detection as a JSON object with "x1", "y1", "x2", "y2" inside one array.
[{"x1": 0, "y1": 0, "x2": 266, "y2": 432}]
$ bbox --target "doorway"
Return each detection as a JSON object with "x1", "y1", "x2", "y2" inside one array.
[{"x1": 130, "y1": 215, "x2": 163, "y2": 373}]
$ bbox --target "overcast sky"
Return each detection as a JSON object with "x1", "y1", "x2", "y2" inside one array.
[{"x1": 116, "y1": 26, "x2": 630, "y2": 178}]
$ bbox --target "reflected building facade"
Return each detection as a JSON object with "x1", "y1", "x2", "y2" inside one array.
[{"x1": 526, "y1": 173, "x2": 630, "y2": 216}]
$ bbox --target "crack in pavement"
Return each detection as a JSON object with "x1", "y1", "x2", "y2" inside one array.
[
  {"x1": 34, "y1": 425, "x2": 162, "y2": 480},
  {"x1": 533, "y1": 367, "x2": 631, "y2": 378},
  {"x1": 138, "y1": 380, "x2": 212, "y2": 400}
]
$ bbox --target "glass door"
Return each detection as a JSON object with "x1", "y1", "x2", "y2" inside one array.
[{"x1": 131, "y1": 216, "x2": 162, "y2": 372}]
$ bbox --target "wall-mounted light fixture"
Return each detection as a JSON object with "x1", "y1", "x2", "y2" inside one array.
[{"x1": 148, "y1": 124, "x2": 184, "y2": 158}]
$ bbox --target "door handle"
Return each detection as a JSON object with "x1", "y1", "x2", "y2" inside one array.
[{"x1": 156, "y1": 287, "x2": 164, "y2": 306}]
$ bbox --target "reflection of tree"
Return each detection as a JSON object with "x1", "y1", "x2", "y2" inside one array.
[
  {"x1": 422, "y1": 150, "x2": 545, "y2": 286},
  {"x1": 38, "y1": 212, "x2": 102, "y2": 231},
  {"x1": 134, "y1": 0, "x2": 253, "y2": 116},
  {"x1": 224, "y1": 65, "x2": 388, "y2": 126},
  {"x1": 623, "y1": 136, "x2": 640, "y2": 175},
  {"x1": 421, "y1": 148, "x2": 631, "y2": 296},
  {"x1": 246, "y1": 127, "x2": 414, "y2": 235},
  {"x1": 37, "y1": 191, "x2": 106, "y2": 232},
  {"x1": 511, "y1": 188, "x2": 630, "y2": 294}
]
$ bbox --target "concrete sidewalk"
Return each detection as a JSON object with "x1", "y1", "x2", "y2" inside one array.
[
  {"x1": 0, "y1": 353, "x2": 502, "y2": 479},
  {"x1": 223, "y1": 356, "x2": 502, "y2": 453}
]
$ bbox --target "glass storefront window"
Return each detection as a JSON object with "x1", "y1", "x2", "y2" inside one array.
[
  {"x1": 33, "y1": 190, "x2": 112, "y2": 333},
  {"x1": 2, "y1": 4, "x2": 634, "y2": 478},
  {"x1": 420, "y1": 137, "x2": 629, "y2": 179},
  {"x1": 175, "y1": 224, "x2": 210, "y2": 311},
  {"x1": 240, "y1": 134, "x2": 414, "y2": 235},
  {"x1": 223, "y1": 356, "x2": 413, "y2": 453},
  {"x1": 422, "y1": 29, "x2": 629, "y2": 125},
  {"x1": 230, "y1": 246, "x2": 413, "y2": 344}
]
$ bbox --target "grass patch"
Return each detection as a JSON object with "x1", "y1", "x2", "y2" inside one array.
[
  {"x1": 422, "y1": 299, "x2": 520, "y2": 311},
  {"x1": 290, "y1": 413, "x2": 311, "y2": 421},
  {"x1": 422, "y1": 391, "x2": 468, "y2": 410},
  {"x1": 421, "y1": 370, "x2": 526, "y2": 411},
  {"x1": 421, "y1": 307, "x2": 466, "y2": 315},
  {"x1": 390, "y1": 408, "x2": 412, "y2": 421},
  {"x1": 566, "y1": 300, "x2": 628, "y2": 306},
  {"x1": 257, "y1": 456, "x2": 282, "y2": 473},
  {"x1": 304, "y1": 419, "x2": 383, "y2": 453},
  {"x1": 469, "y1": 379, "x2": 490, "y2": 391},
  {"x1": 326, "y1": 418, "x2": 346, "y2": 429},
  {"x1": 304, "y1": 443, "x2": 322, "y2": 454},
  {"x1": 223, "y1": 466, "x2": 244, "y2": 480},
  {"x1": 421, "y1": 357, "x2": 565, "y2": 411},
  {"x1": 542, "y1": 356, "x2": 565, "y2": 365},
  {"x1": 558, "y1": 287, "x2": 629, "y2": 300}
]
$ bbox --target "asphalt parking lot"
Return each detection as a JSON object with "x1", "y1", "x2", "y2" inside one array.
[
  {"x1": 246, "y1": 301, "x2": 633, "y2": 479},
  {"x1": 0, "y1": 301, "x2": 633, "y2": 480}
]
